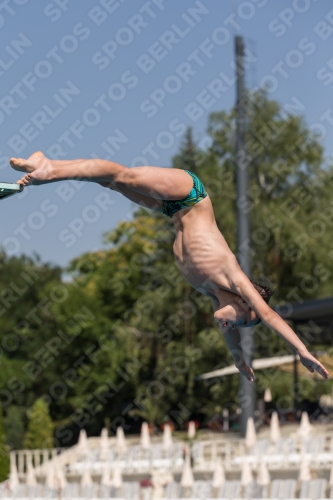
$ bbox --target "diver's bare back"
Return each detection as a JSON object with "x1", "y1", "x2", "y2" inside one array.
[{"x1": 172, "y1": 196, "x2": 234, "y2": 297}]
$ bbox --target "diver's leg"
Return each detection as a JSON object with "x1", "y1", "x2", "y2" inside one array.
[
  {"x1": 11, "y1": 152, "x2": 193, "y2": 200},
  {"x1": 100, "y1": 182, "x2": 163, "y2": 212}
]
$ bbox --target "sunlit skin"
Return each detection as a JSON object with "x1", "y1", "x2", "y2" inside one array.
[{"x1": 10, "y1": 152, "x2": 329, "y2": 382}]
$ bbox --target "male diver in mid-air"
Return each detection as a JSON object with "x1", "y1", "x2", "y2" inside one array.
[{"x1": 10, "y1": 152, "x2": 329, "y2": 381}]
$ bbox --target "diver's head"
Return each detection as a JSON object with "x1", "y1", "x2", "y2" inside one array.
[{"x1": 214, "y1": 281, "x2": 274, "y2": 330}]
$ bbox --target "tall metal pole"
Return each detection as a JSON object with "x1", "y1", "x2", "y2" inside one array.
[
  {"x1": 292, "y1": 322, "x2": 300, "y2": 420},
  {"x1": 235, "y1": 36, "x2": 255, "y2": 437},
  {"x1": 293, "y1": 350, "x2": 299, "y2": 420}
]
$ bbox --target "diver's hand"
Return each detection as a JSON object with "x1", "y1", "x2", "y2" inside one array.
[
  {"x1": 236, "y1": 361, "x2": 255, "y2": 382},
  {"x1": 298, "y1": 349, "x2": 329, "y2": 379}
]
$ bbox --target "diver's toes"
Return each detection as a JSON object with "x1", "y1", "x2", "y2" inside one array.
[{"x1": 10, "y1": 158, "x2": 27, "y2": 171}]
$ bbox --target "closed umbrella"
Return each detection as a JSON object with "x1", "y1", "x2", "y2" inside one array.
[
  {"x1": 212, "y1": 457, "x2": 225, "y2": 489},
  {"x1": 245, "y1": 417, "x2": 256, "y2": 449},
  {"x1": 187, "y1": 421, "x2": 196, "y2": 439},
  {"x1": 162, "y1": 423, "x2": 173, "y2": 451},
  {"x1": 240, "y1": 460, "x2": 253, "y2": 487},
  {"x1": 45, "y1": 463, "x2": 57, "y2": 490},
  {"x1": 298, "y1": 412, "x2": 312, "y2": 437},
  {"x1": 257, "y1": 459, "x2": 270, "y2": 486},
  {"x1": 78, "y1": 428, "x2": 87, "y2": 446},
  {"x1": 99, "y1": 427, "x2": 109, "y2": 461},
  {"x1": 222, "y1": 408, "x2": 229, "y2": 432},
  {"x1": 80, "y1": 467, "x2": 92, "y2": 500},
  {"x1": 269, "y1": 412, "x2": 281, "y2": 444},
  {"x1": 298, "y1": 450, "x2": 311, "y2": 482},
  {"x1": 152, "y1": 471, "x2": 173, "y2": 500},
  {"x1": 81, "y1": 465, "x2": 93, "y2": 487},
  {"x1": 9, "y1": 452, "x2": 18, "y2": 490},
  {"x1": 101, "y1": 464, "x2": 111, "y2": 487},
  {"x1": 140, "y1": 422, "x2": 151, "y2": 450},
  {"x1": 116, "y1": 426, "x2": 127, "y2": 457},
  {"x1": 100, "y1": 464, "x2": 111, "y2": 499},
  {"x1": 181, "y1": 446, "x2": 194, "y2": 488},
  {"x1": 78, "y1": 429, "x2": 88, "y2": 456},
  {"x1": 26, "y1": 453, "x2": 36, "y2": 487},
  {"x1": 256, "y1": 458, "x2": 270, "y2": 499},
  {"x1": 329, "y1": 456, "x2": 333, "y2": 486},
  {"x1": 55, "y1": 466, "x2": 67, "y2": 491},
  {"x1": 264, "y1": 388, "x2": 272, "y2": 402},
  {"x1": 112, "y1": 463, "x2": 123, "y2": 490}
]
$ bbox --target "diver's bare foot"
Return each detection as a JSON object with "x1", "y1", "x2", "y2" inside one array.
[
  {"x1": 10, "y1": 151, "x2": 55, "y2": 186},
  {"x1": 10, "y1": 151, "x2": 48, "y2": 173},
  {"x1": 236, "y1": 361, "x2": 255, "y2": 382}
]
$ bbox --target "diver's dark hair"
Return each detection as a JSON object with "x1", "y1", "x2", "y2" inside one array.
[{"x1": 250, "y1": 280, "x2": 275, "y2": 304}]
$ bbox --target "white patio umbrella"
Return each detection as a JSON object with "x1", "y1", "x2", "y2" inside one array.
[
  {"x1": 269, "y1": 411, "x2": 281, "y2": 444},
  {"x1": 256, "y1": 458, "x2": 270, "y2": 499},
  {"x1": 298, "y1": 450, "x2": 311, "y2": 482},
  {"x1": 329, "y1": 457, "x2": 333, "y2": 486},
  {"x1": 187, "y1": 421, "x2": 196, "y2": 439},
  {"x1": 245, "y1": 417, "x2": 256, "y2": 449},
  {"x1": 9, "y1": 453, "x2": 18, "y2": 490},
  {"x1": 212, "y1": 457, "x2": 225, "y2": 489},
  {"x1": 240, "y1": 460, "x2": 253, "y2": 487},
  {"x1": 80, "y1": 465, "x2": 93, "y2": 487},
  {"x1": 163, "y1": 423, "x2": 173, "y2": 451},
  {"x1": 298, "y1": 412, "x2": 312, "y2": 437},
  {"x1": 152, "y1": 471, "x2": 173, "y2": 500},
  {"x1": 264, "y1": 388, "x2": 272, "y2": 402},
  {"x1": 222, "y1": 408, "x2": 229, "y2": 432},
  {"x1": 181, "y1": 446, "x2": 194, "y2": 489},
  {"x1": 55, "y1": 466, "x2": 67, "y2": 490},
  {"x1": 140, "y1": 422, "x2": 151, "y2": 450},
  {"x1": 45, "y1": 463, "x2": 57, "y2": 490},
  {"x1": 99, "y1": 427, "x2": 109, "y2": 461},
  {"x1": 112, "y1": 463, "x2": 123, "y2": 490},
  {"x1": 100, "y1": 464, "x2": 111, "y2": 487},
  {"x1": 78, "y1": 429, "x2": 88, "y2": 456},
  {"x1": 256, "y1": 459, "x2": 270, "y2": 486},
  {"x1": 26, "y1": 453, "x2": 36, "y2": 486},
  {"x1": 116, "y1": 426, "x2": 127, "y2": 457}
]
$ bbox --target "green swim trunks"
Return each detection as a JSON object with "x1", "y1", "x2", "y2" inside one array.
[{"x1": 162, "y1": 170, "x2": 207, "y2": 218}]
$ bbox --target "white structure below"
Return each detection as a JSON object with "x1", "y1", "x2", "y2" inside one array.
[{"x1": 4, "y1": 418, "x2": 333, "y2": 499}]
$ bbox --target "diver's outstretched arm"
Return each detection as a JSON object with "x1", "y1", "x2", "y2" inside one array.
[{"x1": 229, "y1": 267, "x2": 329, "y2": 379}]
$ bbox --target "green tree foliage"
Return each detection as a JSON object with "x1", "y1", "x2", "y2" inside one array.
[
  {"x1": 24, "y1": 399, "x2": 53, "y2": 449},
  {"x1": 0, "y1": 406, "x2": 9, "y2": 481},
  {"x1": 208, "y1": 91, "x2": 332, "y2": 300},
  {"x1": 0, "y1": 253, "x2": 62, "y2": 409},
  {"x1": 4, "y1": 406, "x2": 25, "y2": 450}
]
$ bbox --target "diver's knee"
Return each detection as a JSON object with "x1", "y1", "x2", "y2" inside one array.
[{"x1": 115, "y1": 167, "x2": 137, "y2": 188}]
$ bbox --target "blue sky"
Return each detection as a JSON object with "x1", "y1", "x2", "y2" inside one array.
[{"x1": 1, "y1": 0, "x2": 333, "y2": 267}]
